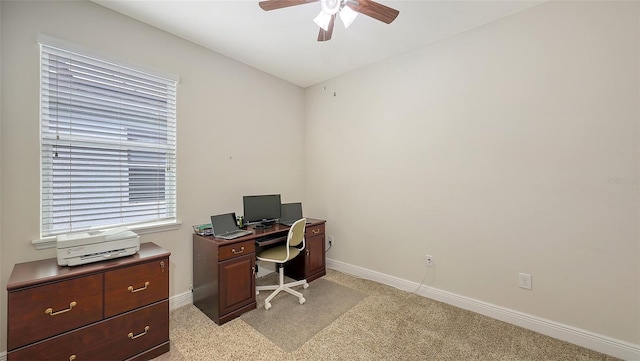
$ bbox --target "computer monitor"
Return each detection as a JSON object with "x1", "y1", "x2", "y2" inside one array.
[{"x1": 243, "y1": 194, "x2": 281, "y2": 228}]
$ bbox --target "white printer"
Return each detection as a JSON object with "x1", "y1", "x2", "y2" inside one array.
[{"x1": 56, "y1": 227, "x2": 140, "y2": 266}]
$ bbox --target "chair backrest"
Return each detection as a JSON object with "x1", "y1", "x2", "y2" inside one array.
[{"x1": 287, "y1": 218, "x2": 306, "y2": 250}]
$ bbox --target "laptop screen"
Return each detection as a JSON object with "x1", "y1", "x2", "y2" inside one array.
[
  {"x1": 280, "y1": 202, "x2": 303, "y2": 222},
  {"x1": 210, "y1": 213, "x2": 238, "y2": 236}
]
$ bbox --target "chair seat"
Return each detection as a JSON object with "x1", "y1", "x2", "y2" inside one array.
[{"x1": 257, "y1": 245, "x2": 300, "y2": 263}]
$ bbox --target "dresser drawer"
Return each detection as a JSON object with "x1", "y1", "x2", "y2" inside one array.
[
  {"x1": 8, "y1": 300, "x2": 169, "y2": 361},
  {"x1": 218, "y1": 240, "x2": 255, "y2": 261},
  {"x1": 7, "y1": 273, "x2": 103, "y2": 350},
  {"x1": 305, "y1": 223, "x2": 325, "y2": 238},
  {"x1": 104, "y1": 300, "x2": 170, "y2": 361},
  {"x1": 104, "y1": 258, "x2": 169, "y2": 318}
]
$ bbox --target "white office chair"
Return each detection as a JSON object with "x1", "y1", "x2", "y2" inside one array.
[{"x1": 256, "y1": 218, "x2": 309, "y2": 310}]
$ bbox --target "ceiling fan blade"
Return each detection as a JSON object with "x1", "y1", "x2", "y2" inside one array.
[
  {"x1": 346, "y1": 0, "x2": 399, "y2": 24},
  {"x1": 259, "y1": 0, "x2": 319, "y2": 11},
  {"x1": 317, "y1": 14, "x2": 336, "y2": 42}
]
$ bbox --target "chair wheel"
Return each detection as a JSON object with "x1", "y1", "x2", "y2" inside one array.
[
  {"x1": 265, "y1": 302, "x2": 272, "y2": 310},
  {"x1": 299, "y1": 297, "x2": 305, "y2": 305},
  {"x1": 303, "y1": 283, "x2": 309, "y2": 289}
]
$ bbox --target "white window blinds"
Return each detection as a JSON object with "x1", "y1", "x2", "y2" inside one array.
[{"x1": 40, "y1": 44, "x2": 177, "y2": 237}]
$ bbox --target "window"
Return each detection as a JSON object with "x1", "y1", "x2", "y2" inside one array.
[{"x1": 40, "y1": 43, "x2": 177, "y2": 237}]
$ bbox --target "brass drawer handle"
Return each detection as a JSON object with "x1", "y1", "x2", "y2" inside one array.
[
  {"x1": 45, "y1": 301, "x2": 77, "y2": 316},
  {"x1": 311, "y1": 228, "x2": 320, "y2": 234},
  {"x1": 128, "y1": 282, "x2": 150, "y2": 293},
  {"x1": 232, "y1": 246, "x2": 245, "y2": 254},
  {"x1": 69, "y1": 355, "x2": 77, "y2": 361},
  {"x1": 128, "y1": 326, "x2": 150, "y2": 340}
]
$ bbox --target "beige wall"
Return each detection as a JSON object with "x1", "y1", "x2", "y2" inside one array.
[
  {"x1": 0, "y1": 0, "x2": 304, "y2": 352},
  {"x1": 1, "y1": 0, "x2": 638, "y2": 354},
  {"x1": 305, "y1": 1, "x2": 639, "y2": 345}
]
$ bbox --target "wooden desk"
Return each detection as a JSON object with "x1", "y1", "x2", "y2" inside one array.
[{"x1": 192, "y1": 218, "x2": 326, "y2": 325}]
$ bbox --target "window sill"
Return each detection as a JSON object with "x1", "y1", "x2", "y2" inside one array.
[{"x1": 32, "y1": 220, "x2": 183, "y2": 250}]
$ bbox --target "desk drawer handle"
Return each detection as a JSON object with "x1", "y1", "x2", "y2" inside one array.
[
  {"x1": 69, "y1": 355, "x2": 77, "y2": 361},
  {"x1": 128, "y1": 326, "x2": 150, "y2": 340},
  {"x1": 45, "y1": 301, "x2": 76, "y2": 316},
  {"x1": 311, "y1": 229, "x2": 320, "y2": 234},
  {"x1": 232, "y1": 247, "x2": 245, "y2": 254},
  {"x1": 128, "y1": 282, "x2": 150, "y2": 293}
]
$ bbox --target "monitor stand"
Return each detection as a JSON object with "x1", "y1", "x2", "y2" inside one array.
[{"x1": 254, "y1": 220, "x2": 275, "y2": 229}]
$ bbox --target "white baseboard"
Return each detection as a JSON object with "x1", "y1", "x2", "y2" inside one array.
[
  {"x1": 326, "y1": 258, "x2": 640, "y2": 361},
  {"x1": 6, "y1": 269, "x2": 634, "y2": 360},
  {"x1": 169, "y1": 289, "x2": 193, "y2": 311}
]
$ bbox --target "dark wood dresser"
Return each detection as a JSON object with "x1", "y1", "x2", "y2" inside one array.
[{"x1": 6, "y1": 242, "x2": 170, "y2": 361}]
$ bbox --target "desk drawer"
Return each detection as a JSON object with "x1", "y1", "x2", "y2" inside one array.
[
  {"x1": 104, "y1": 258, "x2": 169, "y2": 318},
  {"x1": 219, "y1": 240, "x2": 255, "y2": 261},
  {"x1": 7, "y1": 274, "x2": 103, "y2": 350},
  {"x1": 8, "y1": 301, "x2": 169, "y2": 361},
  {"x1": 306, "y1": 224, "x2": 325, "y2": 238}
]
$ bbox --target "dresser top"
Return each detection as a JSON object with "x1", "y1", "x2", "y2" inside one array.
[{"x1": 7, "y1": 242, "x2": 170, "y2": 291}]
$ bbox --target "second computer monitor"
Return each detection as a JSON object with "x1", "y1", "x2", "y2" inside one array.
[{"x1": 243, "y1": 194, "x2": 281, "y2": 226}]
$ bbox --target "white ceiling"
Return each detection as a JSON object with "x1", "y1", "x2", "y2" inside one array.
[{"x1": 91, "y1": 0, "x2": 544, "y2": 88}]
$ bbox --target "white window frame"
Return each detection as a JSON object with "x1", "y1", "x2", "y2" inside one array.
[{"x1": 36, "y1": 36, "x2": 180, "y2": 246}]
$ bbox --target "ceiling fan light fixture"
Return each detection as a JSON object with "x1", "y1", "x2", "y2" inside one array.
[
  {"x1": 313, "y1": 11, "x2": 333, "y2": 31},
  {"x1": 258, "y1": 0, "x2": 400, "y2": 42},
  {"x1": 339, "y1": 5, "x2": 358, "y2": 28}
]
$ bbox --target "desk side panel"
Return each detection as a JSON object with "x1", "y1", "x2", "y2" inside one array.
[{"x1": 192, "y1": 235, "x2": 220, "y2": 323}]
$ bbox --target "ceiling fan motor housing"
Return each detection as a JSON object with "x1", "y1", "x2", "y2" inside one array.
[{"x1": 321, "y1": 0, "x2": 341, "y2": 15}]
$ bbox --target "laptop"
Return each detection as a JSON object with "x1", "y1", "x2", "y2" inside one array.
[
  {"x1": 210, "y1": 212, "x2": 252, "y2": 240},
  {"x1": 279, "y1": 202, "x2": 311, "y2": 226}
]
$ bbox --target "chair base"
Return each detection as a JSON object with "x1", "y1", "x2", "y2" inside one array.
[{"x1": 256, "y1": 265, "x2": 308, "y2": 310}]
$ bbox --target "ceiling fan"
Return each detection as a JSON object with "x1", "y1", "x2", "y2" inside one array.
[{"x1": 258, "y1": 0, "x2": 400, "y2": 42}]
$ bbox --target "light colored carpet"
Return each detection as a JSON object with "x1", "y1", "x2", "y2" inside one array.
[
  {"x1": 154, "y1": 269, "x2": 620, "y2": 361},
  {"x1": 241, "y1": 275, "x2": 366, "y2": 352}
]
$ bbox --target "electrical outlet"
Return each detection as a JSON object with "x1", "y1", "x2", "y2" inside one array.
[
  {"x1": 328, "y1": 235, "x2": 335, "y2": 246},
  {"x1": 425, "y1": 255, "x2": 434, "y2": 267},
  {"x1": 519, "y1": 273, "x2": 532, "y2": 290}
]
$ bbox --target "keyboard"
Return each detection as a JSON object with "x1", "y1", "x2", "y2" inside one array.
[
  {"x1": 279, "y1": 219, "x2": 312, "y2": 226},
  {"x1": 255, "y1": 235, "x2": 287, "y2": 246},
  {"x1": 217, "y1": 229, "x2": 252, "y2": 240}
]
